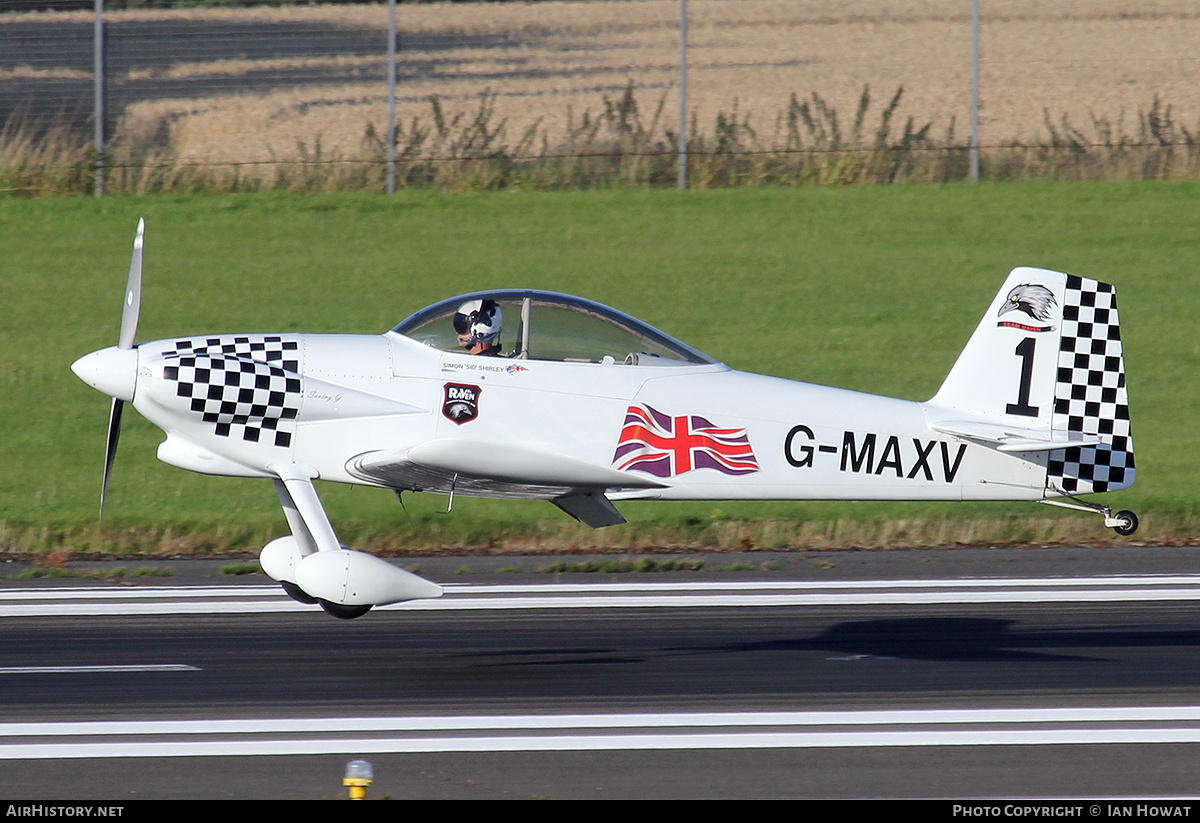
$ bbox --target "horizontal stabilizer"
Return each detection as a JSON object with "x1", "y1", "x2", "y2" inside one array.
[{"x1": 931, "y1": 421, "x2": 1103, "y2": 453}]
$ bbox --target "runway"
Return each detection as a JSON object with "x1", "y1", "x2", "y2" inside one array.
[{"x1": 3, "y1": 548, "x2": 1200, "y2": 799}]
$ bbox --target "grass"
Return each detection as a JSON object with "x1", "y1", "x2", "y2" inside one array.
[
  {"x1": 1, "y1": 183, "x2": 1197, "y2": 555},
  {"x1": 536, "y1": 559, "x2": 705, "y2": 574},
  {"x1": 14, "y1": 565, "x2": 172, "y2": 579},
  {"x1": 219, "y1": 562, "x2": 261, "y2": 575}
]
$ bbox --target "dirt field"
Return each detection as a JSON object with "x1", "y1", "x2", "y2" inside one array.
[{"x1": 18, "y1": 1, "x2": 1200, "y2": 164}]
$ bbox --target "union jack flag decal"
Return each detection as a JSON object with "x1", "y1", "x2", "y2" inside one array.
[{"x1": 613, "y1": 404, "x2": 760, "y2": 478}]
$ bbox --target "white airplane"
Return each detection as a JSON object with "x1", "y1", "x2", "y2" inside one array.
[{"x1": 72, "y1": 220, "x2": 1137, "y2": 619}]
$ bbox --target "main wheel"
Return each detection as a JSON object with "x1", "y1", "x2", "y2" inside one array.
[
  {"x1": 319, "y1": 600, "x2": 372, "y2": 620},
  {"x1": 1112, "y1": 510, "x2": 1139, "y2": 536},
  {"x1": 280, "y1": 581, "x2": 318, "y2": 605}
]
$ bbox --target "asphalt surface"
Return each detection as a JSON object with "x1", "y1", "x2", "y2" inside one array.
[{"x1": 2, "y1": 545, "x2": 1200, "y2": 800}]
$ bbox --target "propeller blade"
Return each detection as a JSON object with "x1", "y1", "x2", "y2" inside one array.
[
  {"x1": 100, "y1": 398, "x2": 124, "y2": 521},
  {"x1": 118, "y1": 218, "x2": 144, "y2": 351},
  {"x1": 100, "y1": 218, "x2": 143, "y2": 519}
]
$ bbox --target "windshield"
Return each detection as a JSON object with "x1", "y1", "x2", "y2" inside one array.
[{"x1": 392, "y1": 290, "x2": 715, "y2": 365}]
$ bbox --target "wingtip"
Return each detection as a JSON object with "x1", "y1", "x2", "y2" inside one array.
[{"x1": 134, "y1": 218, "x2": 145, "y2": 250}]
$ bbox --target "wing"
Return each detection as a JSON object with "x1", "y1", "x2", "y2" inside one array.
[{"x1": 347, "y1": 439, "x2": 668, "y2": 527}]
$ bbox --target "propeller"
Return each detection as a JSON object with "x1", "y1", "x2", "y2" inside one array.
[
  {"x1": 119, "y1": 218, "x2": 143, "y2": 350},
  {"x1": 100, "y1": 218, "x2": 144, "y2": 519}
]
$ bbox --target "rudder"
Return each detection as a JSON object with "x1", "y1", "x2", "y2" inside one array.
[{"x1": 1048, "y1": 274, "x2": 1135, "y2": 494}]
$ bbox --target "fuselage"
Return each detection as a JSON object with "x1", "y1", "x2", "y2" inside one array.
[{"x1": 122, "y1": 330, "x2": 1050, "y2": 504}]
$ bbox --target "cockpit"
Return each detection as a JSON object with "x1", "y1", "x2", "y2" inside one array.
[{"x1": 392, "y1": 290, "x2": 717, "y2": 366}]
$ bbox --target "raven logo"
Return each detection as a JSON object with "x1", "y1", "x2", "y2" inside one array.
[
  {"x1": 442, "y1": 383, "x2": 480, "y2": 425},
  {"x1": 998, "y1": 283, "x2": 1057, "y2": 322}
]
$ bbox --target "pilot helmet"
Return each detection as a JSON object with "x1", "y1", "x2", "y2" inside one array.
[{"x1": 453, "y1": 298, "x2": 502, "y2": 346}]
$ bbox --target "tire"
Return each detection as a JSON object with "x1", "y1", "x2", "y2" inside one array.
[
  {"x1": 1113, "y1": 510, "x2": 1139, "y2": 536},
  {"x1": 280, "y1": 581, "x2": 318, "y2": 605},
  {"x1": 319, "y1": 600, "x2": 372, "y2": 620}
]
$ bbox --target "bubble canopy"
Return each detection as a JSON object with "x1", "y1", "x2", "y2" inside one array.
[{"x1": 392, "y1": 290, "x2": 717, "y2": 366}]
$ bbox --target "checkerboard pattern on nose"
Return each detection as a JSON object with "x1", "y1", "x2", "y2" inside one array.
[
  {"x1": 160, "y1": 336, "x2": 301, "y2": 448},
  {"x1": 1047, "y1": 275, "x2": 1134, "y2": 494}
]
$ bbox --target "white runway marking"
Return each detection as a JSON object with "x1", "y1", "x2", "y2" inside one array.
[
  {"x1": 0, "y1": 586, "x2": 285, "y2": 600},
  {"x1": 3, "y1": 576, "x2": 1200, "y2": 617},
  {"x1": 5, "y1": 707, "x2": 1200, "y2": 759},
  {"x1": 0, "y1": 665, "x2": 198, "y2": 675}
]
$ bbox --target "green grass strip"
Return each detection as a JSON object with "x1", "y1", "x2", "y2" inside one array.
[{"x1": 2, "y1": 183, "x2": 1196, "y2": 553}]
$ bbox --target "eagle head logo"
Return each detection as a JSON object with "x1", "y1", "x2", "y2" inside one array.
[{"x1": 998, "y1": 283, "x2": 1057, "y2": 322}]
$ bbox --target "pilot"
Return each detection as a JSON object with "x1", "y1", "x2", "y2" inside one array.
[{"x1": 453, "y1": 298, "x2": 503, "y2": 356}]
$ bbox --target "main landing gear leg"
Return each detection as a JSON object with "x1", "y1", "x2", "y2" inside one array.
[{"x1": 1040, "y1": 497, "x2": 1139, "y2": 536}]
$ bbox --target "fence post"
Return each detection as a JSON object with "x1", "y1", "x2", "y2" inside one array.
[
  {"x1": 678, "y1": 0, "x2": 688, "y2": 189},
  {"x1": 387, "y1": 0, "x2": 397, "y2": 195},
  {"x1": 970, "y1": 0, "x2": 980, "y2": 183},
  {"x1": 93, "y1": 0, "x2": 105, "y2": 197}
]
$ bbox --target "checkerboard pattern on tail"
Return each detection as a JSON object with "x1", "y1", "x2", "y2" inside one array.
[
  {"x1": 161, "y1": 335, "x2": 302, "y2": 448},
  {"x1": 1048, "y1": 275, "x2": 1134, "y2": 494}
]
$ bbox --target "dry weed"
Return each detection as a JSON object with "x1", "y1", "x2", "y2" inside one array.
[{"x1": 6, "y1": 0, "x2": 1200, "y2": 192}]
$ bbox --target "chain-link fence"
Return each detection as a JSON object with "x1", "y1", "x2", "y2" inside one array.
[{"x1": 3, "y1": 0, "x2": 1199, "y2": 193}]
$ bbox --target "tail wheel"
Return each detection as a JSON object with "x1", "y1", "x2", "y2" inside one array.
[
  {"x1": 319, "y1": 600, "x2": 372, "y2": 620},
  {"x1": 1112, "y1": 510, "x2": 1139, "y2": 536}
]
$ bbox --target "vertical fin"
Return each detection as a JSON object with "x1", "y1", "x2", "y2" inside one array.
[
  {"x1": 930, "y1": 267, "x2": 1067, "y2": 429},
  {"x1": 928, "y1": 268, "x2": 1134, "y2": 495}
]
